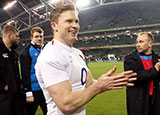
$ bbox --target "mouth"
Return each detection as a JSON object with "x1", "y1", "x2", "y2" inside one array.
[
  {"x1": 69, "y1": 30, "x2": 78, "y2": 36},
  {"x1": 37, "y1": 42, "x2": 42, "y2": 45},
  {"x1": 137, "y1": 47, "x2": 141, "y2": 51}
]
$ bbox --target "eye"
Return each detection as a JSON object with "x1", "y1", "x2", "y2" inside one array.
[
  {"x1": 75, "y1": 20, "x2": 79, "y2": 24},
  {"x1": 66, "y1": 19, "x2": 72, "y2": 23}
]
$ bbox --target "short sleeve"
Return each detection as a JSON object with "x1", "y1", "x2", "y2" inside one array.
[{"x1": 36, "y1": 60, "x2": 69, "y2": 88}]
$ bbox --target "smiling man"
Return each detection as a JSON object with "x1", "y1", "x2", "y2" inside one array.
[
  {"x1": 35, "y1": 4, "x2": 137, "y2": 115},
  {"x1": 124, "y1": 32, "x2": 160, "y2": 115}
]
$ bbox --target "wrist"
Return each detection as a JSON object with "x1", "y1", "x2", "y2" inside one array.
[{"x1": 26, "y1": 91, "x2": 33, "y2": 97}]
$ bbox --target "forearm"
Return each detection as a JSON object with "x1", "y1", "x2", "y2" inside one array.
[
  {"x1": 48, "y1": 81, "x2": 101, "y2": 114},
  {"x1": 64, "y1": 82, "x2": 100, "y2": 112},
  {"x1": 48, "y1": 67, "x2": 134, "y2": 114},
  {"x1": 136, "y1": 68, "x2": 159, "y2": 82},
  {"x1": 124, "y1": 59, "x2": 159, "y2": 82}
]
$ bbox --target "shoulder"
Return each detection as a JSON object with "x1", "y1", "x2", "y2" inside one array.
[
  {"x1": 152, "y1": 51, "x2": 159, "y2": 57},
  {"x1": 72, "y1": 47, "x2": 83, "y2": 55},
  {"x1": 124, "y1": 51, "x2": 138, "y2": 62},
  {"x1": 19, "y1": 44, "x2": 31, "y2": 56},
  {"x1": 38, "y1": 42, "x2": 65, "y2": 62}
]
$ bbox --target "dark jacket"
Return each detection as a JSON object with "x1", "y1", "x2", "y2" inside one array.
[
  {"x1": 19, "y1": 43, "x2": 41, "y2": 93},
  {"x1": 124, "y1": 50, "x2": 160, "y2": 115},
  {"x1": 0, "y1": 38, "x2": 24, "y2": 115}
]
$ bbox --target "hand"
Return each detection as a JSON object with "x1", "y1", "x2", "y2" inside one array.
[
  {"x1": 154, "y1": 61, "x2": 160, "y2": 72},
  {"x1": 4, "y1": 85, "x2": 8, "y2": 91},
  {"x1": 96, "y1": 66, "x2": 137, "y2": 93},
  {"x1": 26, "y1": 96, "x2": 34, "y2": 103},
  {"x1": 121, "y1": 70, "x2": 137, "y2": 86}
]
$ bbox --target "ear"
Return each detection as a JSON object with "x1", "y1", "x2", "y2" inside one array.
[
  {"x1": 51, "y1": 22, "x2": 58, "y2": 32},
  {"x1": 149, "y1": 41, "x2": 153, "y2": 48},
  {"x1": 7, "y1": 33, "x2": 11, "y2": 40}
]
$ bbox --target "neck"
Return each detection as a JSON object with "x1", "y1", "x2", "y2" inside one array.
[
  {"x1": 145, "y1": 49, "x2": 152, "y2": 55},
  {"x1": 54, "y1": 35, "x2": 73, "y2": 47}
]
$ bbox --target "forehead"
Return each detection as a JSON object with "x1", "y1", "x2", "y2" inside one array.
[
  {"x1": 137, "y1": 34, "x2": 148, "y2": 41},
  {"x1": 11, "y1": 32, "x2": 19, "y2": 35},
  {"x1": 58, "y1": 10, "x2": 79, "y2": 20},
  {"x1": 32, "y1": 31, "x2": 43, "y2": 36}
]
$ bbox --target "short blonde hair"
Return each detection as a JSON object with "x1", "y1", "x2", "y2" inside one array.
[
  {"x1": 50, "y1": 4, "x2": 77, "y2": 23},
  {"x1": 30, "y1": 27, "x2": 44, "y2": 37},
  {"x1": 2, "y1": 24, "x2": 18, "y2": 36},
  {"x1": 138, "y1": 32, "x2": 154, "y2": 41}
]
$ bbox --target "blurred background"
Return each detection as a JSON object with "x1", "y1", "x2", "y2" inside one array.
[{"x1": 0, "y1": 0, "x2": 160, "y2": 62}]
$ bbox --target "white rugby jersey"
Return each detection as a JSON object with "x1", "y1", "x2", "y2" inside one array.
[{"x1": 35, "y1": 39, "x2": 89, "y2": 115}]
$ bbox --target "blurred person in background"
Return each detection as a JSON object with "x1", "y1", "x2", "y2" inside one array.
[
  {"x1": 124, "y1": 32, "x2": 160, "y2": 115},
  {"x1": 0, "y1": 24, "x2": 24, "y2": 115},
  {"x1": 35, "y1": 4, "x2": 137, "y2": 115},
  {"x1": 19, "y1": 27, "x2": 47, "y2": 115}
]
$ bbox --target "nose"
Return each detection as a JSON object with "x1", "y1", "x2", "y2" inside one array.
[
  {"x1": 72, "y1": 22, "x2": 79, "y2": 29},
  {"x1": 38, "y1": 37, "x2": 42, "y2": 40},
  {"x1": 17, "y1": 36, "x2": 20, "y2": 40},
  {"x1": 136, "y1": 42, "x2": 139, "y2": 47}
]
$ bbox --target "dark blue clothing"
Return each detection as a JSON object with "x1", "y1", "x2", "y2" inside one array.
[
  {"x1": 19, "y1": 42, "x2": 47, "y2": 115},
  {"x1": 19, "y1": 43, "x2": 41, "y2": 92},
  {"x1": 29, "y1": 45, "x2": 41, "y2": 91}
]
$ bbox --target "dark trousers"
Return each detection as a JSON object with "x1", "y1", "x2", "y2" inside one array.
[
  {"x1": 24, "y1": 90, "x2": 47, "y2": 115},
  {"x1": 149, "y1": 95, "x2": 153, "y2": 115},
  {"x1": 0, "y1": 91, "x2": 25, "y2": 115}
]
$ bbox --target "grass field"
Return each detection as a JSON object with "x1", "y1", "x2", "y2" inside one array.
[{"x1": 36, "y1": 61, "x2": 127, "y2": 115}]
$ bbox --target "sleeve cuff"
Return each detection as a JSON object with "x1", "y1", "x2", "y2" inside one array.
[{"x1": 26, "y1": 91, "x2": 33, "y2": 97}]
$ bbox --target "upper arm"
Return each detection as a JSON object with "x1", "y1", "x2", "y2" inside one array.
[
  {"x1": 47, "y1": 80, "x2": 72, "y2": 112},
  {"x1": 19, "y1": 48, "x2": 32, "y2": 91},
  {"x1": 0, "y1": 55, "x2": 6, "y2": 92}
]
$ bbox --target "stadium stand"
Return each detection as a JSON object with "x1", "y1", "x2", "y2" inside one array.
[{"x1": 0, "y1": 0, "x2": 160, "y2": 62}]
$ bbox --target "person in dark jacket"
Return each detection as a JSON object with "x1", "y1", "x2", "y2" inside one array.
[
  {"x1": 19, "y1": 27, "x2": 47, "y2": 115},
  {"x1": 124, "y1": 32, "x2": 160, "y2": 115},
  {"x1": 0, "y1": 25, "x2": 24, "y2": 115}
]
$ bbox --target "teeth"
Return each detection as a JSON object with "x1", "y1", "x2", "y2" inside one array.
[{"x1": 69, "y1": 30, "x2": 77, "y2": 34}]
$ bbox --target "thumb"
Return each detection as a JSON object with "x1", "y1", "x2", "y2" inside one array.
[{"x1": 105, "y1": 66, "x2": 117, "y2": 76}]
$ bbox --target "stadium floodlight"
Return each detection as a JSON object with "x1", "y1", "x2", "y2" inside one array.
[
  {"x1": 4, "y1": 1, "x2": 17, "y2": 10},
  {"x1": 7, "y1": 20, "x2": 15, "y2": 25},
  {"x1": 34, "y1": 4, "x2": 45, "y2": 10},
  {"x1": 49, "y1": 0, "x2": 60, "y2": 4},
  {"x1": 76, "y1": 0, "x2": 90, "y2": 9}
]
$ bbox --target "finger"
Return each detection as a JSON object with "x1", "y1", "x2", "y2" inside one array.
[
  {"x1": 112, "y1": 73, "x2": 126, "y2": 80},
  {"x1": 127, "y1": 83, "x2": 134, "y2": 86},
  {"x1": 125, "y1": 73, "x2": 137, "y2": 78},
  {"x1": 123, "y1": 70, "x2": 134, "y2": 75},
  {"x1": 113, "y1": 81, "x2": 128, "y2": 87},
  {"x1": 128, "y1": 77, "x2": 137, "y2": 82},
  {"x1": 111, "y1": 86, "x2": 124, "y2": 89},
  {"x1": 113, "y1": 77, "x2": 129, "y2": 83},
  {"x1": 105, "y1": 66, "x2": 117, "y2": 76}
]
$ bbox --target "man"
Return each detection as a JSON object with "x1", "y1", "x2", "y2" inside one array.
[
  {"x1": 124, "y1": 32, "x2": 160, "y2": 115},
  {"x1": 35, "y1": 4, "x2": 137, "y2": 115},
  {"x1": 19, "y1": 27, "x2": 47, "y2": 115},
  {"x1": 0, "y1": 25, "x2": 24, "y2": 115}
]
